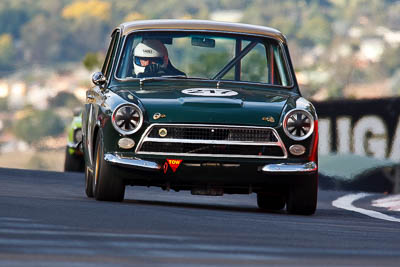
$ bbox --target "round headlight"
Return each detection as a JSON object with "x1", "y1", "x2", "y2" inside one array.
[
  {"x1": 283, "y1": 109, "x2": 314, "y2": 141},
  {"x1": 112, "y1": 103, "x2": 143, "y2": 135},
  {"x1": 74, "y1": 128, "x2": 82, "y2": 143}
]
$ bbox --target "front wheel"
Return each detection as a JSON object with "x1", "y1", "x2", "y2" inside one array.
[
  {"x1": 93, "y1": 131, "x2": 125, "y2": 202},
  {"x1": 286, "y1": 173, "x2": 318, "y2": 215}
]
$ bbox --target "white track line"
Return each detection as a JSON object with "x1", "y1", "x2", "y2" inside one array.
[{"x1": 332, "y1": 193, "x2": 400, "y2": 223}]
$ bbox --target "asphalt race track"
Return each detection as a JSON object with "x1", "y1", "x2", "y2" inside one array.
[{"x1": 0, "y1": 167, "x2": 399, "y2": 266}]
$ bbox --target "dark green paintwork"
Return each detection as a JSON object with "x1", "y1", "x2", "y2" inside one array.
[
  {"x1": 82, "y1": 79, "x2": 317, "y2": 168},
  {"x1": 112, "y1": 82, "x2": 292, "y2": 127},
  {"x1": 92, "y1": 79, "x2": 314, "y2": 159}
]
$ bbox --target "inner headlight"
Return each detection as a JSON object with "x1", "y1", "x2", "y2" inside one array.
[
  {"x1": 112, "y1": 103, "x2": 143, "y2": 135},
  {"x1": 73, "y1": 128, "x2": 82, "y2": 143},
  {"x1": 283, "y1": 109, "x2": 314, "y2": 141}
]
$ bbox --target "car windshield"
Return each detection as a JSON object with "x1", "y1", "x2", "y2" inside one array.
[{"x1": 116, "y1": 31, "x2": 292, "y2": 86}]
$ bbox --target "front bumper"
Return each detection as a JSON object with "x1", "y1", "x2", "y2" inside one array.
[
  {"x1": 261, "y1": 162, "x2": 317, "y2": 174},
  {"x1": 104, "y1": 153, "x2": 162, "y2": 171},
  {"x1": 67, "y1": 141, "x2": 81, "y2": 149},
  {"x1": 67, "y1": 141, "x2": 83, "y2": 156},
  {"x1": 104, "y1": 153, "x2": 317, "y2": 174}
]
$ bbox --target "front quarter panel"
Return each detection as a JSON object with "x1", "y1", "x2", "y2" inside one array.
[
  {"x1": 277, "y1": 96, "x2": 318, "y2": 161},
  {"x1": 91, "y1": 89, "x2": 150, "y2": 157},
  {"x1": 83, "y1": 85, "x2": 111, "y2": 168}
]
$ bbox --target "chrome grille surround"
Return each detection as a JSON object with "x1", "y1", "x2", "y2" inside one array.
[{"x1": 135, "y1": 124, "x2": 288, "y2": 159}]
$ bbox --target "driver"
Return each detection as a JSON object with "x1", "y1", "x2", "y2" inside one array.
[{"x1": 133, "y1": 39, "x2": 185, "y2": 78}]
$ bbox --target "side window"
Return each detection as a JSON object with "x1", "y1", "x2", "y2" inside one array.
[
  {"x1": 273, "y1": 46, "x2": 289, "y2": 86},
  {"x1": 102, "y1": 30, "x2": 121, "y2": 79}
]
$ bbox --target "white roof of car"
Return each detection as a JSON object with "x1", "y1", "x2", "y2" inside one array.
[{"x1": 119, "y1": 19, "x2": 286, "y2": 43}]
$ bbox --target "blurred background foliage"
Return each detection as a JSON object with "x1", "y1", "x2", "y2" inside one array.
[
  {"x1": 12, "y1": 107, "x2": 65, "y2": 144},
  {"x1": 0, "y1": 0, "x2": 400, "y2": 169},
  {"x1": 0, "y1": 0, "x2": 397, "y2": 91}
]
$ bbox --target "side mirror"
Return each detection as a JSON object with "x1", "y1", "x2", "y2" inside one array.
[{"x1": 92, "y1": 72, "x2": 107, "y2": 86}]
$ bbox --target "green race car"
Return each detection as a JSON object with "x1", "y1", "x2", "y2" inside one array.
[
  {"x1": 64, "y1": 112, "x2": 84, "y2": 172},
  {"x1": 82, "y1": 20, "x2": 318, "y2": 215}
]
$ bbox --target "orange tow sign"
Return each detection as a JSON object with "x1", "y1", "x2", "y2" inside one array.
[{"x1": 167, "y1": 159, "x2": 182, "y2": 172}]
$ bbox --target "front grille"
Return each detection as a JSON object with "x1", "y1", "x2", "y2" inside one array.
[
  {"x1": 148, "y1": 126, "x2": 277, "y2": 142},
  {"x1": 136, "y1": 124, "x2": 287, "y2": 159},
  {"x1": 140, "y1": 142, "x2": 285, "y2": 157}
]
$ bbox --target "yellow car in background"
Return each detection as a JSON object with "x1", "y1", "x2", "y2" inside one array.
[{"x1": 64, "y1": 111, "x2": 84, "y2": 172}]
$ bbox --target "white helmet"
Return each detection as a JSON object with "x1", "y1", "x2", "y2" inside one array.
[{"x1": 133, "y1": 39, "x2": 168, "y2": 75}]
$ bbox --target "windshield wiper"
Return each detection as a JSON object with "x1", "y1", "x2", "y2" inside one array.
[
  {"x1": 139, "y1": 75, "x2": 185, "y2": 82},
  {"x1": 139, "y1": 75, "x2": 210, "y2": 83},
  {"x1": 118, "y1": 76, "x2": 189, "y2": 83}
]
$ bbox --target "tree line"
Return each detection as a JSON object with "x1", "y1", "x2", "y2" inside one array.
[{"x1": 0, "y1": 0, "x2": 399, "y2": 99}]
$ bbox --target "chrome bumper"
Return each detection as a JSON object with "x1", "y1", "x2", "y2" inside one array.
[
  {"x1": 67, "y1": 141, "x2": 81, "y2": 149},
  {"x1": 261, "y1": 162, "x2": 317, "y2": 174},
  {"x1": 104, "y1": 153, "x2": 161, "y2": 171},
  {"x1": 104, "y1": 153, "x2": 316, "y2": 174}
]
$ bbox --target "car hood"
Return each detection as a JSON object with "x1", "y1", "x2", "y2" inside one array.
[{"x1": 113, "y1": 85, "x2": 293, "y2": 127}]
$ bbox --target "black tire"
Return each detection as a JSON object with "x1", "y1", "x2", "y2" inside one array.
[
  {"x1": 286, "y1": 173, "x2": 318, "y2": 215},
  {"x1": 257, "y1": 193, "x2": 286, "y2": 211},
  {"x1": 85, "y1": 166, "x2": 94, "y2": 198},
  {"x1": 64, "y1": 147, "x2": 84, "y2": 172},
  {"x1": 93, "y1": 131, "x2": 125, "y2": 202}
]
